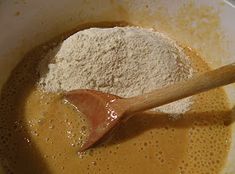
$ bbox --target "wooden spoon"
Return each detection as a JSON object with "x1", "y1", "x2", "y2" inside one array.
[{"x1": 65, "y1": 63, "x2": 235, "y2": 151}]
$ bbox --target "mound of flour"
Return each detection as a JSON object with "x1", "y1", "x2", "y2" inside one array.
[{"x1": 38, "y1": 27, "x2": 194, "y2": 115}]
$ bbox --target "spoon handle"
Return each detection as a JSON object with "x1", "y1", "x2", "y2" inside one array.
[{"x1": 124, "y1": 63, "x2": 235, "y2": 115}]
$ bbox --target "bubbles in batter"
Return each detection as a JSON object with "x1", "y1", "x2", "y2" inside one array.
[{"x1": 0, "y1": 26, "x2": 232, "y2": 174}]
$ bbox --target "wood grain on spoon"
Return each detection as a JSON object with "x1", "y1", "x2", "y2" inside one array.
[{"x1": 65, "y1": 63, "x2": 235, "y2": 151}]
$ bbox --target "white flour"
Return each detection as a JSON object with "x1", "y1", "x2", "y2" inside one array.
[{"x1": 38, "y1": 27, "x2": 194, "y2": 116}]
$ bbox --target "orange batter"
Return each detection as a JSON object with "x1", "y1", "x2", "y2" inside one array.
[{"x1": 0, "y1": 25, "x2": 232, "y2": 174}]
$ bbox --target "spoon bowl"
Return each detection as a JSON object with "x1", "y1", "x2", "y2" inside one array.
[{"x1": 65, "y1": 89, "x2": 124, "y2": 151}]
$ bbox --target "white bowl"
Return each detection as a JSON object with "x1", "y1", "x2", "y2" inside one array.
[{"x1": 0, "y1": 0, "x2": 235, "y2": 173}]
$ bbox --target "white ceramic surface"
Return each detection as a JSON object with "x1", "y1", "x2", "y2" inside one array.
[{"x1": 0, "y1": 0, "x2": 234, "y2": 173}]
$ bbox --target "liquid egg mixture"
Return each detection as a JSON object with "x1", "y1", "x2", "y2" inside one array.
[{"x1": 0, "y1": 25, "x2": 232, "y2": 174}]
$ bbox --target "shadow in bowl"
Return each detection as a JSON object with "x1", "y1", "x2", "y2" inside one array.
[
  {"x1": 0, "y1": 41, "x2": 62, "y2": 173},
  {"x1": 98, "y1": 109, "x2": 233, "y2": 147}
]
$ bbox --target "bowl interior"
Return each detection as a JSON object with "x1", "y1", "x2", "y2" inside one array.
[{"x1": 0, "y1": 0, "x2": 235, "y2": 173}]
